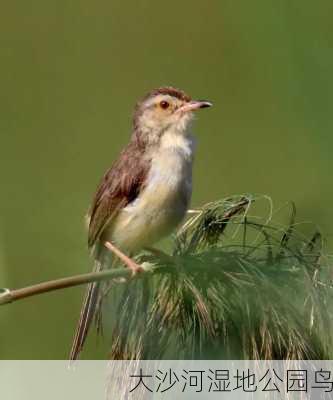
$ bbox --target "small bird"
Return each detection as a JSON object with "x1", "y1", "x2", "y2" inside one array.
[{"x1": 70, "y1": 86, "x2": 212, "y2": 360}]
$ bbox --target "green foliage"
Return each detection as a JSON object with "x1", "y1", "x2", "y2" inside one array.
[{"x1": 105, "y1": 196, "x2": 333, "y2": 360}]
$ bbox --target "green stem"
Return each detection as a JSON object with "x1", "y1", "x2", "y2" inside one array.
[{"x1": 0, "y1": 262, "x2": 159, "y2": 306}]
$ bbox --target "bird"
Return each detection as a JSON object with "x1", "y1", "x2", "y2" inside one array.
[{"x1": 69, "y1": 86, "x2": 212, "y2": 360}]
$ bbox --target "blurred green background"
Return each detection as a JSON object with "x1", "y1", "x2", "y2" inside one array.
[{"x1": 0, "y1": 0, "x2": 332, "y2": 359}]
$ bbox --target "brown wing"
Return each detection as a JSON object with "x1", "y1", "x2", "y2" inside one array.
[
  {"x1": 88, "y1": 140, "x2": 150, "y2": 248},
  {"x1": 69, "y1": 140, "x2": 150, "y2": 361}
]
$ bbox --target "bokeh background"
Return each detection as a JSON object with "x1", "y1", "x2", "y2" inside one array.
[{"x1": 0, "y1": 0, "x2": 332, "y2": 359}]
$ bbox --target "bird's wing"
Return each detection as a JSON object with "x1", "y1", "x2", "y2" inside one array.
[
  {"x1": 88, "y1": 141, "x2": 149, "y2": 248},
  {"x1": 70, "y1": 140, "x2": 150, "y2": 361}
]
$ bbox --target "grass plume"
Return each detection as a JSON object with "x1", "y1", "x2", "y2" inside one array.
[{"x1": 100, "y1": 195, "x2": 333, "y2": 360}]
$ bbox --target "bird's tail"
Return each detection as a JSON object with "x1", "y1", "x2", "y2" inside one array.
[{"x1": 69, "y1": 259, "x2": 102, "y2": 361}]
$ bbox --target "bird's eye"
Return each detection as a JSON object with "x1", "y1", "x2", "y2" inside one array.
[{"x1": 159, "y1": 100, "x2": 170, "y2": 110}]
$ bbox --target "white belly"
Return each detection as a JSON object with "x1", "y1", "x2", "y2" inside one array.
[{"x1": 108, "y1": 137, "x2": 194, "y2": 251}]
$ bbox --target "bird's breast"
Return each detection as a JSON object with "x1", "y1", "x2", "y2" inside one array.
[{"x1": 110, "y1": 142, "x2": 194, "y2": 251}]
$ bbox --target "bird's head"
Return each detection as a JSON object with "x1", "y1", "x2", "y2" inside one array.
[{"x1": 133, "y1": 87, "x2": 212, "y2": 144}]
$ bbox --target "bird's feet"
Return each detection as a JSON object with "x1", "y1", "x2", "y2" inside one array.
[{"x1": 104, "y1": 241, "x2": 144, "y2": 276}]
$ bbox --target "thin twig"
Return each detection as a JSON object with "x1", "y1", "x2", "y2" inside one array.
[{"x1": 0, "y1": 262, "x2": 159, "y2": 306}]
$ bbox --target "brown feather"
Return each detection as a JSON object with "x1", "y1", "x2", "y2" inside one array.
[
  {"x1": 143, "y1": 86, "x2": 191, "y2": 103},
  {"x1": 69, "y1": 261, "x2": 101, "y2": 361},
  {"x1": 88, "y1": 138, "x2": 150, "y2": 248}
]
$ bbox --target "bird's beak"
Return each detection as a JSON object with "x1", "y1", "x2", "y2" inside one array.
[{"x1": 176, "y1": 100, "x2": 213, "y2": 114}]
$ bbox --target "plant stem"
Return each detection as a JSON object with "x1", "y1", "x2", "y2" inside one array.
[{"x1": 0, "y1": 262, "x2": 159, "y2": 306}]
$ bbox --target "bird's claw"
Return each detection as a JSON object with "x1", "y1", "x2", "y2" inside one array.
[{"x1": 128, "y1": 263, "x2": 144, "y2": 277}]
